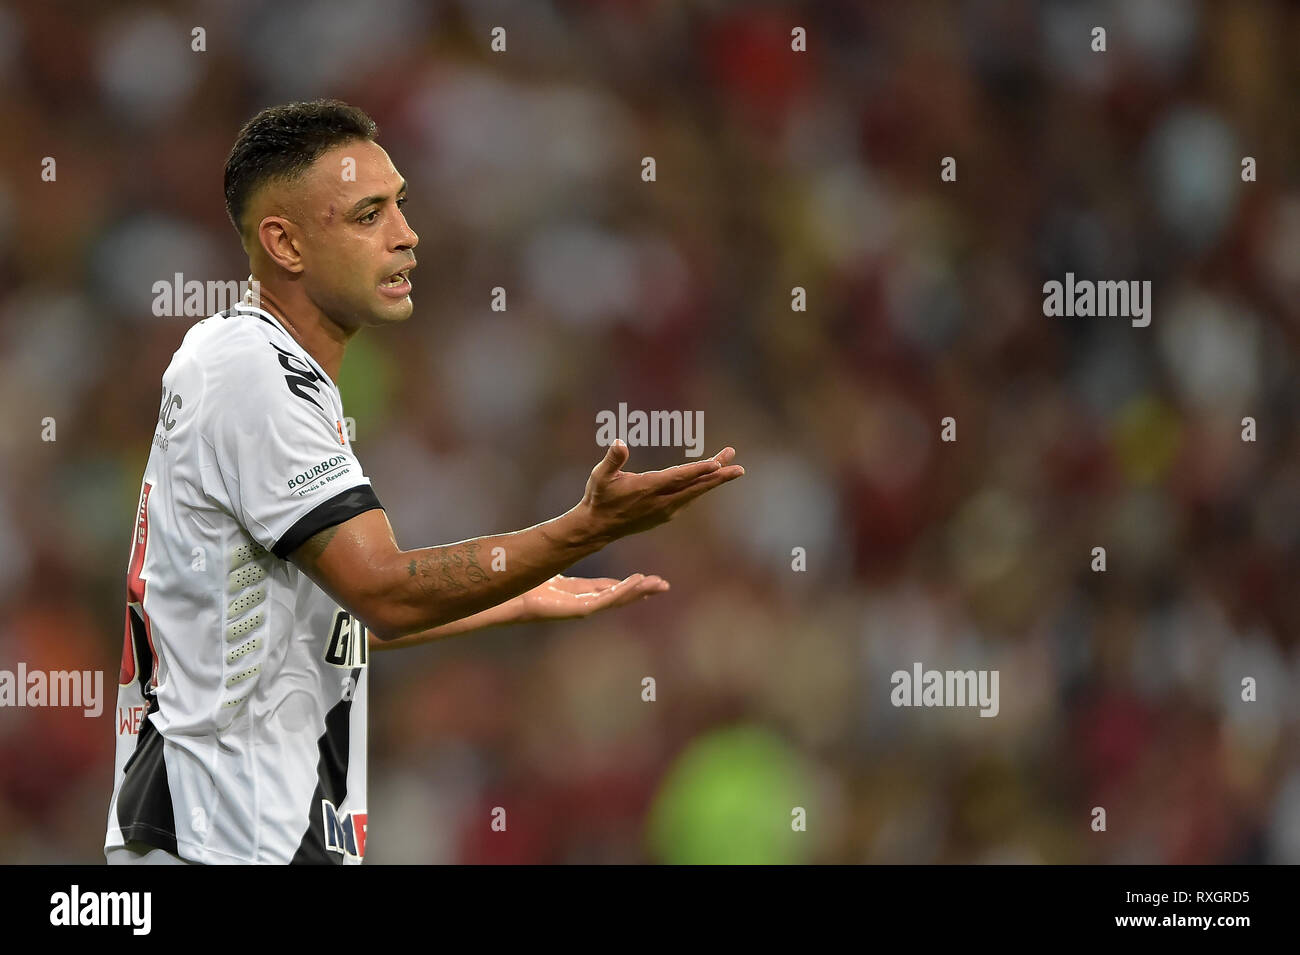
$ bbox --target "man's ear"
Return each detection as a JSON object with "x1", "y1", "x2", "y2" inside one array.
[{"x1": 257, "y1": 216, "x2": 304, "y2": 274}]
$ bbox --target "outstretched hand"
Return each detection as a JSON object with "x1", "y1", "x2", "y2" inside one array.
[
  {"x1": 526, "y1": 443, "x2": 743, "y2": 621},
  {"x1": 579, "y1": 441, "x2": 744, "y2": 541},
  {"x1": 518, "y1": 573, "x2": 670, "y2": 621}
]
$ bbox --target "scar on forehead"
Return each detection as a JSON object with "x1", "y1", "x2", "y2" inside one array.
[{"x1": 326, "y1": 204, "x2": 335, "y2": 222}]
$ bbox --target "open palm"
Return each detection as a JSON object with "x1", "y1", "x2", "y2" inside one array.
[{"x1": 518, "y1": 573, "x2": 669, "y2": 621}]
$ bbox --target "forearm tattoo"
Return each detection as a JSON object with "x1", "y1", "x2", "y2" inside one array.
[{"x1": 407, "y1": 540, "x2": 491, "y2": 596}]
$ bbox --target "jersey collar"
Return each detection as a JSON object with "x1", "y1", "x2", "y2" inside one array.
[{"x1": 231, "y1": 284, "x2": 336, "y2": 391}]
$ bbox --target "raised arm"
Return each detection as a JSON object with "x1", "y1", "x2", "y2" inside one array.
[{"x1": 288, "y1": 442, "x2": 743, "y2": 644}]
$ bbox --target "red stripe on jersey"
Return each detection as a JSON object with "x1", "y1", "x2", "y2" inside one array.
[{"x1": 120, "y1": 482, "x2": 160, "y2": 688}]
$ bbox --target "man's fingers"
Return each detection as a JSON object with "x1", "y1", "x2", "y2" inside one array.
[
  {"x1": 637, "y1": 458, "x2": 722, "y2": 493},
  {"x1": 618, "y1": 572, "x2": 669, "y2": 594},
  {"x1": 583, "y1": 573, "x2": 668, "y2": 611},
  {"x1": 554, "y1": 576, "x2": 621, "y2": 594},
  {"x1": 607, "y1": 448, "x2": 739, "y2": 497},
  {"x1": 583, "y1": 444, "x2": 742, "y2": 541},
  {"x1": 618, "y1": 576, "x2": 668, "y2": 604},
  {"x1": 660, "y1": 465, "x2": 745, "y2": 507},
  {"x1": 643, "y1": 450, "x2": 738, "y2": 492},
  {"x1": 672, "y1": 464, "x2": 745, "y2": 494}
]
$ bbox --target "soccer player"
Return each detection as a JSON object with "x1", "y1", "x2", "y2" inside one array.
[{"x1": 105, "y1": 100, "x2": 744, "y2": 865}]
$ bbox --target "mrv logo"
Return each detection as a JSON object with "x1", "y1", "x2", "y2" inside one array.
[
  {"x1": 50, "y1": 885, "x2": 151, "y2": 935},
  {"x1": 321, "y1": 799, "x2": 368, "y2": 858},
  {"x1": 890, "y1": 662, "x2": 1000, "y2": 717}
]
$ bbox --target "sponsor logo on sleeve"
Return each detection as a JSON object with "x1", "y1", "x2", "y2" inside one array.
[{"x1": 285, "y1": 455, "x2": 355, "y2": 496}]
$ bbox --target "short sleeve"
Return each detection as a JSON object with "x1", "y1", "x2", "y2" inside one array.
[{"x1": 198, "y1": 352, "x2": 383, "y2": 560}]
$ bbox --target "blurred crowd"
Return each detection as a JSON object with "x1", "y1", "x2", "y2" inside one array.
[{"x1": 0, "y1": 0, "x2": 1298, "y2": 863}]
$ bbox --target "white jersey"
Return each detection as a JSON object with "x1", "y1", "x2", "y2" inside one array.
[{"x1": 105, "y1": 303, "x2": 382, "y2": 864}]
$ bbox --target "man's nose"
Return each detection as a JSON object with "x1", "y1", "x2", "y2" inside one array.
[{"x1": 395, "y1": 217, "x2": 418, "y2": 251}]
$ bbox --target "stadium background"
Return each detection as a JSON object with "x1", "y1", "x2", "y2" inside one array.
[{"x1": 0, "y1": 0, "x2": 1298, "y2": 863}]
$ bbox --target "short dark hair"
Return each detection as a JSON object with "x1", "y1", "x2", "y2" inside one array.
[{"x1": 224, "y1": 99, "x2": 378, "y2": 236}]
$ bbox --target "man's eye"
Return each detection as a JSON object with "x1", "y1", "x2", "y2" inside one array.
[
  {"x1": 360, "y1": 210, "x2": 379, "y2": 224},
  {"x1": 396, "y1": 196, "x2": 407, "y2": 208}
]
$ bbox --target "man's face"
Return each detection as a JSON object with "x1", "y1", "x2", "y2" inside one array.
[{"x1": 284, "y1": 139, "x2": 419, "y2": 329}]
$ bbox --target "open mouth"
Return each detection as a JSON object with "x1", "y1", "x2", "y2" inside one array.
[{"x1": 378, "y1": 270, "x2": 412, "y2": 295}]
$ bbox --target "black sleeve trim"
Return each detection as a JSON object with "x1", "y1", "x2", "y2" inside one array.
[{"x1": 273, "y1": 485, "x2": 384, "y2": 560}]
